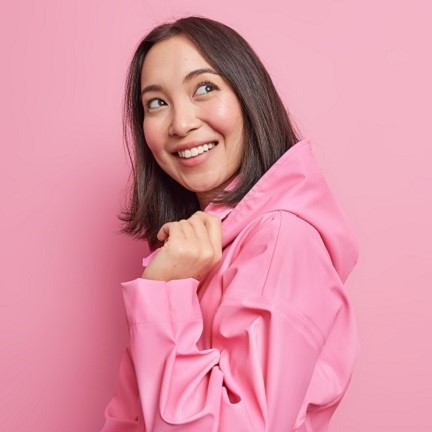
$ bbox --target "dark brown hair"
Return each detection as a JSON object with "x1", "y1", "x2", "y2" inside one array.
[{"x1": 120, "y1": 16, "x2": 302, "y2": 249}]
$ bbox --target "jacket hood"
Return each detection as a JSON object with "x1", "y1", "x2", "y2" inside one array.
[{"x1": 213, "y1": 139, "x2": 359, "y2": 283}]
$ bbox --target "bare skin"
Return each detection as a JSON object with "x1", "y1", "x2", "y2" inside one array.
[
  {"x1": 140, "y1": 36, "x2": 244, "y2": 282},
  {"x1": 142, "y1": 211, "x2": 222, "y2": 282}
]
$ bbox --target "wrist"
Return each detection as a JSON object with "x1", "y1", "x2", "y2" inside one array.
[{"x1": 141, "y1": 268, "x2": 170, "y2": 282}]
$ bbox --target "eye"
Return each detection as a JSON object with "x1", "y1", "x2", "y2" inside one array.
[
  {"x1": 195, "y1": 82, "x2": 218, "y2": 96},
  {"x1": 146, "y1": 98, "x2": 167, "y2": 110}
]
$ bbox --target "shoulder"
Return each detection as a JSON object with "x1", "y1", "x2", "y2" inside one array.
[
  {"x1": 222, "y1": 211, "x2": 343, "y2": 336},
  {"x1": 234, "y1": 210, "x2": 324, "y2": 253},
  {"x1": 223, "y1": 211, "x2": 329, "y2": 296}
]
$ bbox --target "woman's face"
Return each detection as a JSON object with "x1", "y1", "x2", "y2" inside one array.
[{"x1": 140, "y1": 35, "x2": 245, "y2": 208}]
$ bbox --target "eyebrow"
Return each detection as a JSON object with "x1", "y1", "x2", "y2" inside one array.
[{"x1": 141, "y1": 68, "x2": 219, "y2": 97}]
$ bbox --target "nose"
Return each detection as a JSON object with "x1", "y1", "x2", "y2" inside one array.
[{"x1": 168, "y1": 102, "x2": 202, "y2": 137}]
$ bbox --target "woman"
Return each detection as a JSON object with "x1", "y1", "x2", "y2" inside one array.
[{"x1": 101, "y1": 16, "x2": 359, "y2": 432}]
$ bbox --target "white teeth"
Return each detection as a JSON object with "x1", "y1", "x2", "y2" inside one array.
[{"x1": 177, "y1": 142, "x2": 217, "y2": 159}]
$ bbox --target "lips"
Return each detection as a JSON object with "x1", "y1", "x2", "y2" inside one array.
[{"x1": 171, "y1": 141, "x2": 219, "y2": 155}]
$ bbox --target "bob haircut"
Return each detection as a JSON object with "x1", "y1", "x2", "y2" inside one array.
[{"x1": 120, "y1": 16, "x2": 302, "y2": 249}]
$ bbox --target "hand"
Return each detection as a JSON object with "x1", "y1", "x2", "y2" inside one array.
[{"x1": 142, "y1": 211, "x2": 222, "y2": 282}]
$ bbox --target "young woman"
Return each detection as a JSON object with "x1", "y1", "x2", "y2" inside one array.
[{"x1": 101, "y1": 16, "x2": 359, "y2": 432}]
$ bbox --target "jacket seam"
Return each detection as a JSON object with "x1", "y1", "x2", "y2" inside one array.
[
  {"x1": 128, "y1": 317, "x2": 202, "y2": 327},
  {"x1": 261, "y1": 210, "x2": 283, "y2": 297}
]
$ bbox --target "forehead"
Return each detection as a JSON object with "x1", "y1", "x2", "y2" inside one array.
[{"x1": 141, "y1": 35, "x2": 212, "y2": 85}]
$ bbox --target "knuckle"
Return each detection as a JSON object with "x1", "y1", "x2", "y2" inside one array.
[
  {"x1": 195, "y1": 211, "x2": 206, "y2": 220},
  {"x1": 208, "y1": 214, "x2": 219, "y2": 223},
  {"x1": 200, "y1": 248, "x2": 214, "y2": 263},
  {"x1": 178, "y1": 219, "x2": 188, "y2": 226}
]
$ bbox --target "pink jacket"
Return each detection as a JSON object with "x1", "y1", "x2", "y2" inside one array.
[{"x1": 101, "y1": 139, "x2": 359, "y2": 432}]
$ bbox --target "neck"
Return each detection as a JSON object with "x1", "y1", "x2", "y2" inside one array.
[{"x1": 196, "y1": 190, "x2": 217, "y2": 211}]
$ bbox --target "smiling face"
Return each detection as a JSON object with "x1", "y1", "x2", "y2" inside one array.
[{"x1": 140, "y1": 35, "x2": 245, "y2": 209}]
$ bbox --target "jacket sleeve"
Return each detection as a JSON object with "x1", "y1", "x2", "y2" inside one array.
[
  {"x1": 101, "y1": 344, "x2": 146, "y2": 432},
  {"x1": 114, "y1": 211, "x2": 346, "y2": 431}
]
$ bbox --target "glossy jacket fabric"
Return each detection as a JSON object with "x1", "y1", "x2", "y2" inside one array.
[{"x1": 101, "y1": 139, "x2": 360, "y2": 431}]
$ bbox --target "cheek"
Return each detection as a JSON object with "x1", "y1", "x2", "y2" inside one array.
[{"x1": 205, "y1": 99, "x2": 243, "y2": 136}]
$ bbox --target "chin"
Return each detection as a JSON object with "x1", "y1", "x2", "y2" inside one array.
[
  {"x1": 181, "y1": 178, "x2": 221, "y2": 193},
  {"x1": 187, "y1": 184, "x2": 217, "y2": 193}
]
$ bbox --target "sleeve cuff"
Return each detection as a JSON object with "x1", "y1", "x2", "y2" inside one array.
[{"x1": 121, "y1": 277, "x2": 201, "y2": 325}]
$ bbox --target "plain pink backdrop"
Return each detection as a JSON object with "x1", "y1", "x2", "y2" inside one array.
[{"x1": 1, "y1": 1, "x2": 431, "y2": 431}]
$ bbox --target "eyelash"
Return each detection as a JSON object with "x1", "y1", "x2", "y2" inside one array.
[
  {"x1": 144, "y1": 81, "x2": 219, "y2": 112},
  {"x1": 145, "y1": 98, "x2": 166, "y2": 112},
  {"x1": 195, "y1": 81, "x2": 219, "y2": 95}
]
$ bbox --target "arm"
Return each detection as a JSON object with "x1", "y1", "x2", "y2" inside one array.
[
  {"x1": 101, "y1": 345, "x2": 146, "y2": 432},
  {"x1": 120, "y1": 211, "x2": 345, "y2": 431}
]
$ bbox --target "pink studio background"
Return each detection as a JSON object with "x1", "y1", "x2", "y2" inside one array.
[{"x1": 1, "y1": 1, "x2": 431, "y2": 431}]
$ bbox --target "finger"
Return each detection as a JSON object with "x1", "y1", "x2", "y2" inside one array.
[
  {"x1": 157, "y1": 221, "x2": 186, "y2": 242},
  {"x1": 193, "y1": 212, "x2": 222, "y2": 257},
  {"x1": 178, "y1": 219, "x2": 198, "y2": 242},
  {"x1": 206, "y1": 216, "x2": 223, "y2": 257},
  {"x1": 187, "y1": 213, "x2": 211, "y2": 244}
]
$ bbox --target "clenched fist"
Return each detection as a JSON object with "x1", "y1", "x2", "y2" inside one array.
[{"x1": 142, "y1": 211, "x2": 222, "y2": 282}]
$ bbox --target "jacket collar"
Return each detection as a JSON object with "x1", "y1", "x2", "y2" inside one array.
[{"x1": 206, "y1": 139, "x2": 359, "y2": 283}]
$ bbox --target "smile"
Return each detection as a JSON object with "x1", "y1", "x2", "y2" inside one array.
[{"x1": 177, "y1": 142, "x2": 218, "y2": 159}]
